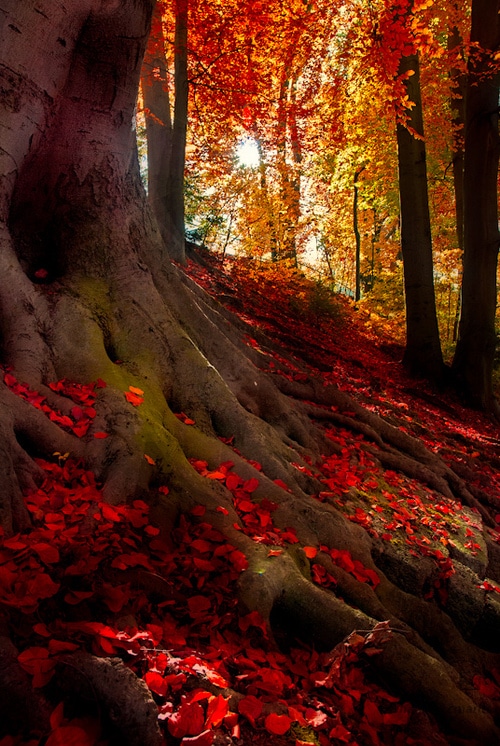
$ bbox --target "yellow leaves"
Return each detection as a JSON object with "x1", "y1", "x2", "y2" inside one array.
[
  {"x1": 53, "y1": 451, "x2": 70, "y2": 465},
  {"x1": 129, "y1": 386, "x2": 144, "y2": 396},
  {"x1": 413, "y1": 0, "x2": 434, "y2": 11}
]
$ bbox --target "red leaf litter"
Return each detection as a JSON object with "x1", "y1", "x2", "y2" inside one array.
[{"x1": 4, "y1": 253, "x2": 500, "y2": 744}]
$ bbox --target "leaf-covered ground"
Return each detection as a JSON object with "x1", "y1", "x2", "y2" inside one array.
[{"x1": 2, "y1": 252, "x2": 500, "y2": 746}]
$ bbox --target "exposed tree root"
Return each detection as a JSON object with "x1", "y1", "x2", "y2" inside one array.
[{"x1": 56, "y1": 652, "x2": 164, "y2": 746}]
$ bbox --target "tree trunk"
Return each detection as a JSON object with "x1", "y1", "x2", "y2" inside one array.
[
  {"x1": 165, "y1": 0, "x2": 188, "y2": 262},
  {"x1": 1, "y1": 2, "x2": 500, "y2": 744},
  {"x1": 141, "y1": 0, "x2": 187, "y2": 264},
  {"x1": 452, "y1": 0, "x2": 500, "y2": 412},
  {"x1": 353, "y1": 166, "x2": 364, "y2": 302},
  {"x1": 396, "y1": 52, "x2": 444, "y2": 381},
  {"x1": 142, "y1": 1, "x2": 173, "y2": 245},
  {"x1": 256, "y1": 136, "x2": 279, "y2": 261},
  {"x1": 448, "y1": 19, "x2": 466, "y2": 254}
]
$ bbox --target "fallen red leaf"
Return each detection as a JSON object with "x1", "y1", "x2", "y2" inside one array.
[
  {"x1": 144, "y1": 671, "x2": 168, "y2": 697},
  {"x1": 238, "y1": 695, "x2": 263, "y2": 726},
  {"x1": 243, "y1": 477, "x2": 259, "y2": 492},
  {"x1": 188, "y1": 595, "x2": 211, "y2": 617},
  {"x1": 18, "y1": 647, "x2": 56, "y2": 687},
  {"x1": 264, "y1": 712, "x2": 292, "y2": 735},
  {"x1": 168, "y1": 702, "x2": 205, "y2": 738},
  {"x1": 32, "y1": 542, "x2": 60, "y2": 564},
  {"x1": 205, "y1": 694, "x2": 229, "y2": 728},
  {"x1": 303, "y1": 546, "x2": 318, "y2": 559},
  {"x1": 125, "y1": 390, "x2": 144, "y2": 406}
]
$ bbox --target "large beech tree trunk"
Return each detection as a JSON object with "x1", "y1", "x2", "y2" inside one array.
[
  {"x1": 1, "y1": 2, "x2": 500, "y2": 745},
  {"x1": 452, "y1": 0, "x2": 500, "y2": 412}
]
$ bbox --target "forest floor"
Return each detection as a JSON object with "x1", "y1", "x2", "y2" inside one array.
[{"x1": 2, "y1": 250, "x2": 500, "y2": 746}]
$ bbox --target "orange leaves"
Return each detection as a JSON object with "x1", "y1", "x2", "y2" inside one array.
[
  {"x1": 124, "y1": 385, "x2": 144, "y2": 406},
  {"x1": 175, "y1": 411, "x2": 196, "y2": 425}
]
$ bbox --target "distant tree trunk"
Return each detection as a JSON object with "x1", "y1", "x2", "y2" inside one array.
[
  {"x1": 166, "y1": 0, "x2": 188, "y2": 261},
  {"x1": 396, "y1": 52, "x2": 444, "y2": 381},
  {"x1": 141, "y1": 0, "x2": 187, "y2": 264},
  {"x1": 142, "y1": 2, "x2": 173, "y2": 244},
  {"x1": 448, "y1": 21, "x2": 466, "y2": 254},
  {"x1": 452, "y1": 0, "x2": 500, "y2": 412},
  {"x1": 256, "y1": 139, "x2": 279, "y2": 262},
  {"x1": 276, "y1": 56, "x2": 300, "y2": 266},
  {"x1": 353, "y1": 166, "x2": 364, "y2": 302}
]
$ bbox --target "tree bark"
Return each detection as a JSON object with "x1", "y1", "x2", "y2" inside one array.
[
  {"x1": 448, "y1": 18, "x2": 466, "y2": 255},
  {"x1": 141, "y1": 0, "x2": 187, "y2": 264},
  {"x1": 452, "y1": 0, "x2": 500, "y2": 412},
  {"x1": 353, "y1": 166, "x2": 364, "y2": 302},
  {"x1": 396, "y1": 52, "x2": 444, "y2": 381},
  {"x1": 142, "y1": 1, "x2": 173, "y2": 244},
  {"x1": 165, "y1": 0, "x2": 188, "y2": 262}
]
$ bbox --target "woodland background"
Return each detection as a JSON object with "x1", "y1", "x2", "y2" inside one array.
[{"x1": 139, "y1": 0, "x2": 500, "y2": 405}]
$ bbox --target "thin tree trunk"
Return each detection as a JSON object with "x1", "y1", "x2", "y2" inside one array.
[
  {"x1": 256, "y1": 138, "x2": 279, "y2": 262},
  {"x1": 142, "y1": 0, "x2": 187, "y2": 264},
  {"x1": 142, "y1": 2, "x2": 173, "y2": 243},
  {"x1": 448, "y1": 21, "x2": 466, "y2": 253},
  {"x1": 353, "y1": 166, "x2": 364, "y2": 302},
  {"x1": 452, "y1": 0, "x2": 500, "y2": 411},
  {"x1": 396, "y1": 52, "x2": 444, "y2": 381},
  {"x1": 165, "y1": 0, "x2": 188, "y2": 263}
]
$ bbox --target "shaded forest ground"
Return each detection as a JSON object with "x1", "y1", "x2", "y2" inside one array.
[{"x1": 2, "y1": 248, "x2": 500, "y2": 746}]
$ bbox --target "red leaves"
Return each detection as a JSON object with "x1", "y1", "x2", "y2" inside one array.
[
  {"x1": 333, "y1": 548, "x2": 380, "y2": 588},
  {"x1": 191, "y1": 460, "x2": 300, "y2": 549},
  {"x1": 168, "y1": 701, "x2": 205, "y2": 738},
  {"x1": 175, "y1": 411, "x2": 196, "y2": 425},
  {"x1": 314, "y1": 546, "x2": 380, "y2": 589},
  {"x1": 473, "y1": 672, "x2": 500, "y2": 699},
  {"x1": 45, "y1": 703, "x2": 102, "y2": 746},
  {"x1": 238, "y1": 695, "x2": 263, "y2": 726},
  {"x1": 205, "y1": 695, "x2": 229, "y2": 728},
  {"x1": 124, "y1": 385, "x2": 144, "y2": 406},
  {"x1": 478, "y1": 580, "x2": 500, "y2": 594},
  {"x1": 2, "y1": 369, "x2": 103, "y2": 439},
  {"x1": 32, "y1": 542, "x2": 60, "y2": 564},
  {"x1": 18, "y1": 647, "x2": 56, "y2": 687},
  {"x1": 187, "y1": 595, "x2": 211, "y2": 618}
]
